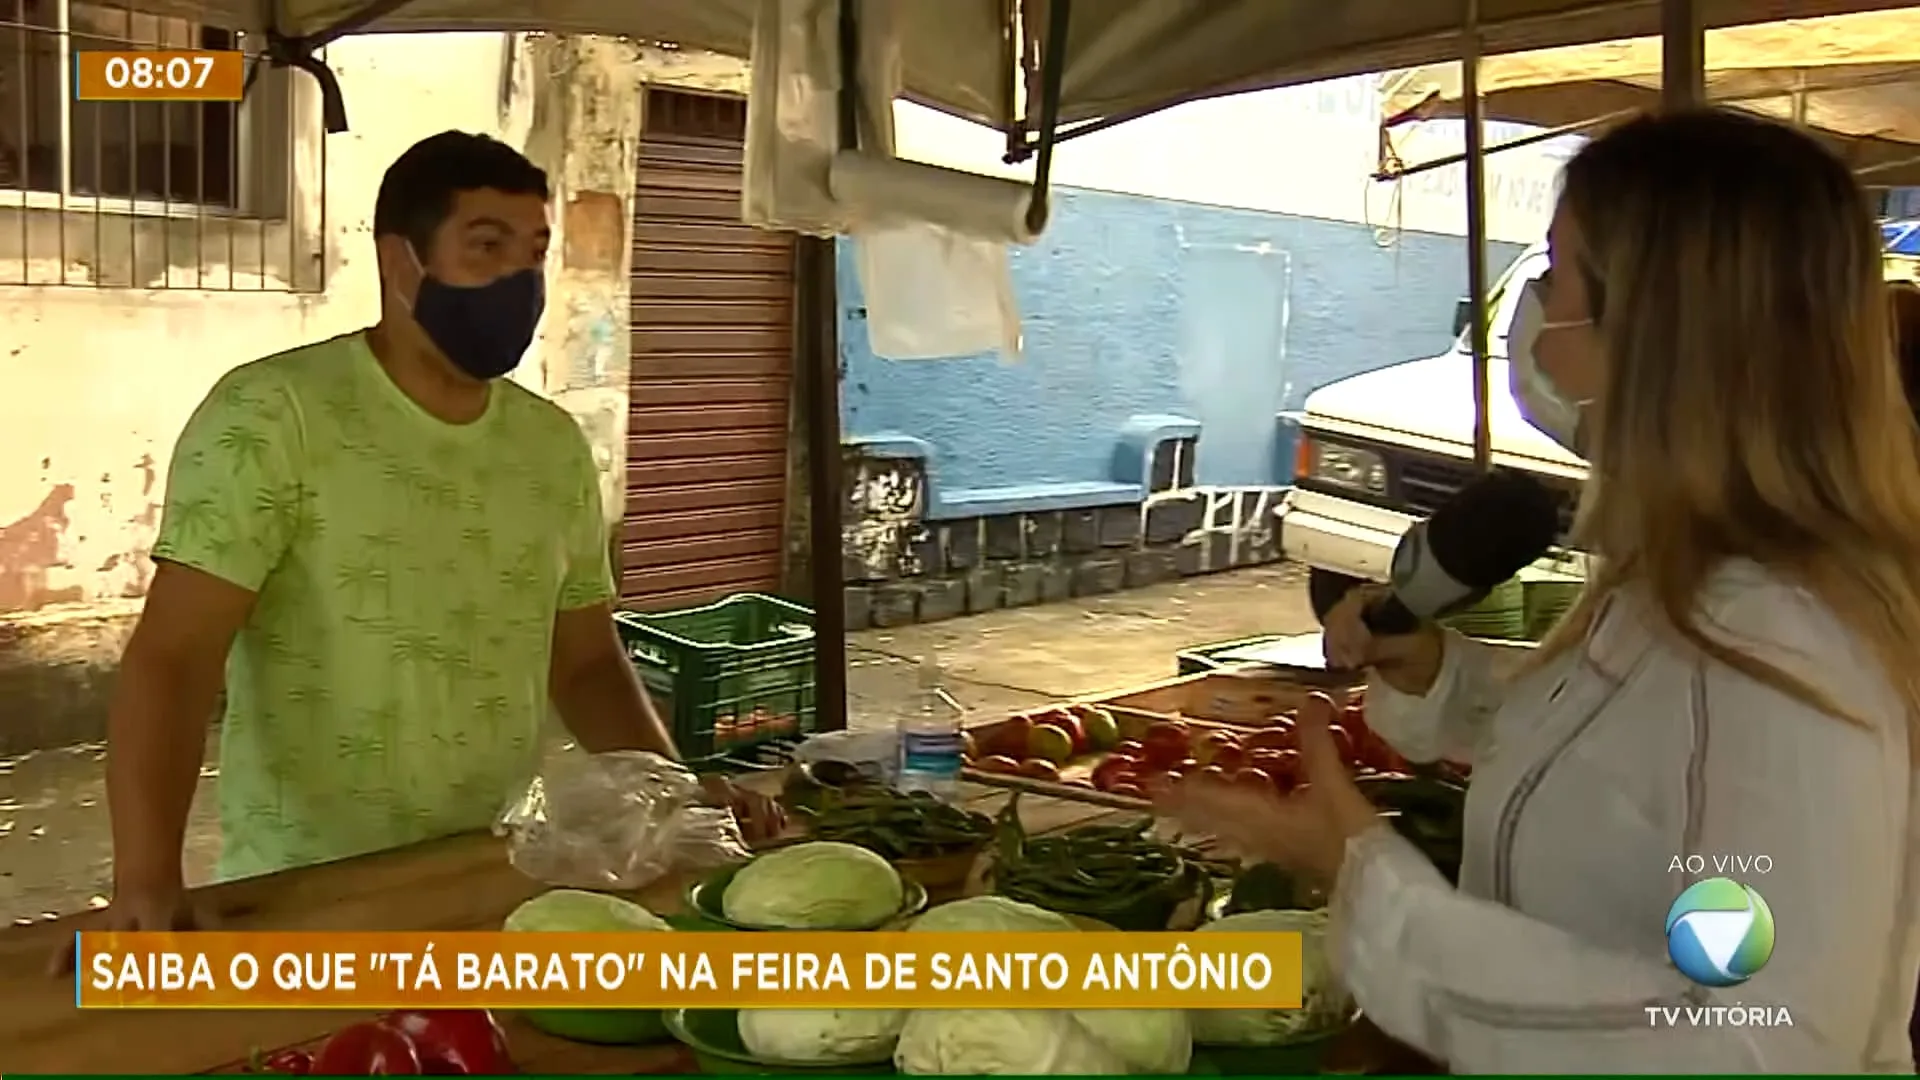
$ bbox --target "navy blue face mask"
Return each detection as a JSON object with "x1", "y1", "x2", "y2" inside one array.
[{"x1": 407, "y1": 258, "x2": 545, "y2": 381}]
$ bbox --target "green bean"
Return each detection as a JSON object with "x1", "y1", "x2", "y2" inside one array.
[
  {"x1": 799, "y1": 785, "x2": 996, "y2": 860},
  {"x1": 983, "y1": 792, "x2": 1223, "y2": 918}
]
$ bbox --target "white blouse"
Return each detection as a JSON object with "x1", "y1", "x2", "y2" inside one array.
[{"x1": 1334, "y1": 561, "x2": 1920, "y2": 1073}]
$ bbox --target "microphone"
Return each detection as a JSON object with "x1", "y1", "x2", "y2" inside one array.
[{"x1": 1361, "y1": 469, "x2": 1563, "y2": 636}]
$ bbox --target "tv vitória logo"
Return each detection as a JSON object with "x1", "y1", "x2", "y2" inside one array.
[{"x1": 1666, "y1": 877, "x2": 1775, "y2": 988}]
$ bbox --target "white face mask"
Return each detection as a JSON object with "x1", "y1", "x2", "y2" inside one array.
[{"x1": 1507, "y1": 279, "x2": 1594, "y2": 451}]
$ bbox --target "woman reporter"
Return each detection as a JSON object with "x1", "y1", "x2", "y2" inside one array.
[{"x1": 1163, "y1": 109, "x2": 1920, "y2": 1073}]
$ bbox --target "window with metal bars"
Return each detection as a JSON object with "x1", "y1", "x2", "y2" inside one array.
[{"x1": 0, "y1": 0, "x2": 323, "y2": 290}]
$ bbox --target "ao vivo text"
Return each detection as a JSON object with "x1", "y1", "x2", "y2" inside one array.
[
  {"x1": 75, "y1": 930, "x2": 1302, "y2": 1012},
  {"x1": 1666, "y1": 854, "x2": 1773, "y2": 875}
]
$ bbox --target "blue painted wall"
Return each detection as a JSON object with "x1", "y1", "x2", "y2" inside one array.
[{"x1": 838, "y1": 186, "x2": 1525, "y2": 494}]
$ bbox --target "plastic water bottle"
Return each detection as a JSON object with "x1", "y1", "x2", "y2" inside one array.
[{"x1": 897, "y1": 657, "x2": 964, "y2": 801}]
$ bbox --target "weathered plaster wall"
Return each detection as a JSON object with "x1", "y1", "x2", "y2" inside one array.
[
  {"x1": 0, "y1": 33, "x2": 645, "y2": 755},
  {"x1": 516, "y1": 35, "x2": 646, "y2": 534}
]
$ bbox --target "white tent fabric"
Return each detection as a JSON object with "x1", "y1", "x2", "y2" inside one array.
[
  {"x1": 172, "y1": 0, "x2": 1918, "y2": 133},
  {"x1": 1380, "y1": 7, "x2": 1920, "y2": 185}
]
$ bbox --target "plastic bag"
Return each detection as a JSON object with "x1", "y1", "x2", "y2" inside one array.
[
  {"x1": 793, "y1": 728, "x2": 900, "y2": 786},
  {"x1": 853, "y1": 222, "x2": 1024, "y2": 361},
  {"x1": 494, "y1": 749, "x2": 750, "y2": 891}
]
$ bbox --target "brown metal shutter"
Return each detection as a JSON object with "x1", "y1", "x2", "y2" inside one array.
[{"x1": 621, "y1": 88, "x2": 798, "y2": 611}]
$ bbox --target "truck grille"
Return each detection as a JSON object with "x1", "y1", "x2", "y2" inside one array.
[{"x1": 1388, "y1": 451, "x2": 1581, "y2": 542}]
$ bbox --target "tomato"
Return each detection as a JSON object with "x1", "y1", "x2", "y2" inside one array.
[
  {"x1": 312, "y1": 1022, "x2": 422, "y2": 1076},
  {"x1": 1248, "y1": 748, "x2": 1294, "y2": 774},
  {"x1": 960, "y1": 731, "x2": 979, "y2": 761},
  {"x1": 973, "y1": 754, "x2": 1020, "y2": 775},
  {"x1": 1228, "y1": 768, "x2": 1274, "y2": 794},
  {"x1": 380, "y1": 1011, "x2": 514, "y2": 1075},
  {"x1": 1209, "y1": 744, "x2": 1249, "y2": 773},
  {"x1": 1039, "y1": 707, "x2": 1088, "y2": 753},
  {"x1": 1114, "y1": 739, "x2": 1146, "y2": 758},
  {"x1": 1063, "y1": 777, "x2": 1096, "y2": 789},
  {"x1": 1197, "y1": 764, "x2": 1230, "y2": 784},
  {"x1": 1017, "y1": 758, "x2": 1062, "y2": 782},
  {"x1": 1243, "y1": 726, "x2": 1294, "y2": 752},
  {"x1": 1108, "y1": 781, "x2": 1147, "y2": 799},
  {"x1": 1355, "y1": 730, "x2": 1394, "y2": 772},
  {"x1": 986, "y1": 716, "x2": 1032, "y2": 759},
  {"x1": 1090, "y1": 756, "x2": 1136, "y2": 791},
  {"x1": 1325, "y1": 724, "x2": 1356, "y2": 766},
  {"x1": 1192, "y1": 731, "x2": 1238, "y2": 764},
  {"x1": 1142, "y1": 721, "x2": 1191, "y2": 769},
  {"x1": 1026, "y1": 723, "x2": 1076, "y2": 764}
]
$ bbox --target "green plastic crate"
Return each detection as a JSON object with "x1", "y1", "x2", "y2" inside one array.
[{"x1": 613, "y1": 593, "x2": 817, "y2": 761}]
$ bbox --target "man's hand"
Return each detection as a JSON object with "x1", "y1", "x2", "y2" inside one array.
[
  {"x1": 699, "y1": 774, "x2": 787, "y2": 844},
  {"x1": 47, "y1": 887, "x2": 215, "y2": 976}
]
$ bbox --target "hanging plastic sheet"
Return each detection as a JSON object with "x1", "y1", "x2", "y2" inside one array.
[{"x1": 743, "y1": 0, "x2": 1027, "y2": 360}]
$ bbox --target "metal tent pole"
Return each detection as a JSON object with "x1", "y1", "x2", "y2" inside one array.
[
  {"x1": 1461, "y1": 0, "x2": 1493, "y2": 472},
  {"x1": 1662, "y1": 0, "x2": 1705, "y2": 109},
  {"x1": 798, "y1": 237, "x2": 849, "y2": 734}
]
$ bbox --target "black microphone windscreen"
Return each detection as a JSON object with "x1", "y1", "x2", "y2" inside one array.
[{"x1": 1424, "y1": 470, "x2": 1563, "y2": 589}]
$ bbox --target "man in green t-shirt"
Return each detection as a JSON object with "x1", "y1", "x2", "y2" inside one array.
[{"x1": 93, "y1": 131, "x2": 783, "y2": 933}]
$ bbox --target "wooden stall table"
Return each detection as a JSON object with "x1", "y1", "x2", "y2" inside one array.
[{"x1": 0, "y1": 777, "x2": 1127, "y2": 1076}]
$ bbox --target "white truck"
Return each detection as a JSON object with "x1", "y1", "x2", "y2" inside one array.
[{"x1": 1280, "y1": 244, "x2": 1589, "y2": 612}]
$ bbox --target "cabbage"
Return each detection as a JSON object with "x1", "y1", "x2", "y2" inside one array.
[
  {"x1": 737, "y1": 1009, "x2": 906, "y2": 1064},
  {"x1": 909, "y1": 895, "x2": 1076, "y2": 934},
  {"x1": 1189, "y1": 908, "x2": 1353, "y2": 1046},
  {"x1": 722, "y1": 842, "x2": 905, "y2": 929},
  {"x1": 503, "y1": 889, "x2": 672, "y2": 933},
  {"x1": 898, "y1": 898, "x2": 1190, "y2": 1073},
  {"x1": 1070, "y1": 1009, "x2": 1192, "y2": 1074},
  {"x1": 895, "y1": 1009, "x2": 1130, "y2": 1075}
]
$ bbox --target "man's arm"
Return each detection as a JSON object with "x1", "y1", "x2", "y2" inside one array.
[
  {"x1": 546, "y1": 422, "x2": 677, "y2": 757},
  {"x1": 108, "y1": 562, "x2": 256, "y2": 894},
  {"x1": 549, "y1": 601, "x2": 678, "y2": 757},
  {"x1": 111, "y1": 363, "x2": 302, "y2": 897}
]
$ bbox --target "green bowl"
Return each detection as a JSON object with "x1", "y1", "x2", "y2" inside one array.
[
  {"x1": 686, "y1": 864, "x2": 929, "y2": 931},
  {"x1": 521, "y1": 1007, "x2": 670, "y2": 1045},
  {"x1": 663, "y1": 1008, "x2": 896, "y2": 1075}
]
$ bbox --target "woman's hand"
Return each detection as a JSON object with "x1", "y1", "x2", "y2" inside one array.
[
  {"x1": 1322, "y1": 584, "x2": 1447, "y2": 697},
  {"x1": 1156, "y1": 694, "x2": 1386, "y2": 886}
]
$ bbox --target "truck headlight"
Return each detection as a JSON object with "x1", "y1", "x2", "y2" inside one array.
[{"x1": 1301, "y1": 438, "x2": 1388, "y2": 496}]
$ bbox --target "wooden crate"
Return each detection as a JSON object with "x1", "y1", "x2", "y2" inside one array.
[
  {"x1": 1098, "y1": 667, "x2": 1361, "y2": 727},
  {"x1": 961, "y1": 702, "x2": 1291, "y2": 809}
]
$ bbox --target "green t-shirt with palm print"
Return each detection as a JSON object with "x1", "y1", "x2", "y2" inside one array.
[{"x1": 150, "y1": 331, "x2": 616, "y2": 881}]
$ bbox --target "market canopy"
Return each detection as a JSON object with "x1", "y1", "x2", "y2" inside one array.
[
  {"x1": 144, "y1": 0, "x2": 1920, "y2": 135},
  {"x1": 1379, "y1": 6, "x2": 1920, "y2": 186}
]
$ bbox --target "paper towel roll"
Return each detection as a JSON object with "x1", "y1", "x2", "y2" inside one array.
[{"x1": 829, "y1": 150, "x2": 1040, "y2": 244}]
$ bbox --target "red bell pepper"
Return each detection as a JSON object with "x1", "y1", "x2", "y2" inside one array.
[
  {"x1": 310, "y1": 1022, "x2": 423, "y2": 1076},
  {"x1": 254, "y1": 1047, "x2": 315, "y2": 1075},
  {"x1": 381, "y1": 1010, "x2": 516, "y2": 1075}
]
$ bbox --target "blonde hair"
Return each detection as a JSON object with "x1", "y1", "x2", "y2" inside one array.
[{"x1": 1535, "y1": 108, "x2": 1920, "y2": 738}]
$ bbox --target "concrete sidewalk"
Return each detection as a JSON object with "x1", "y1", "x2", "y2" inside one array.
[{"x1": 0, "y1": 563, "x2": 1314, "y2": 924}]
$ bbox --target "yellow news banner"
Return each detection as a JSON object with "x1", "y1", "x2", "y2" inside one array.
[{"x1": 77, "y1": 931, "x2": 1301, "y2": 1011}]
